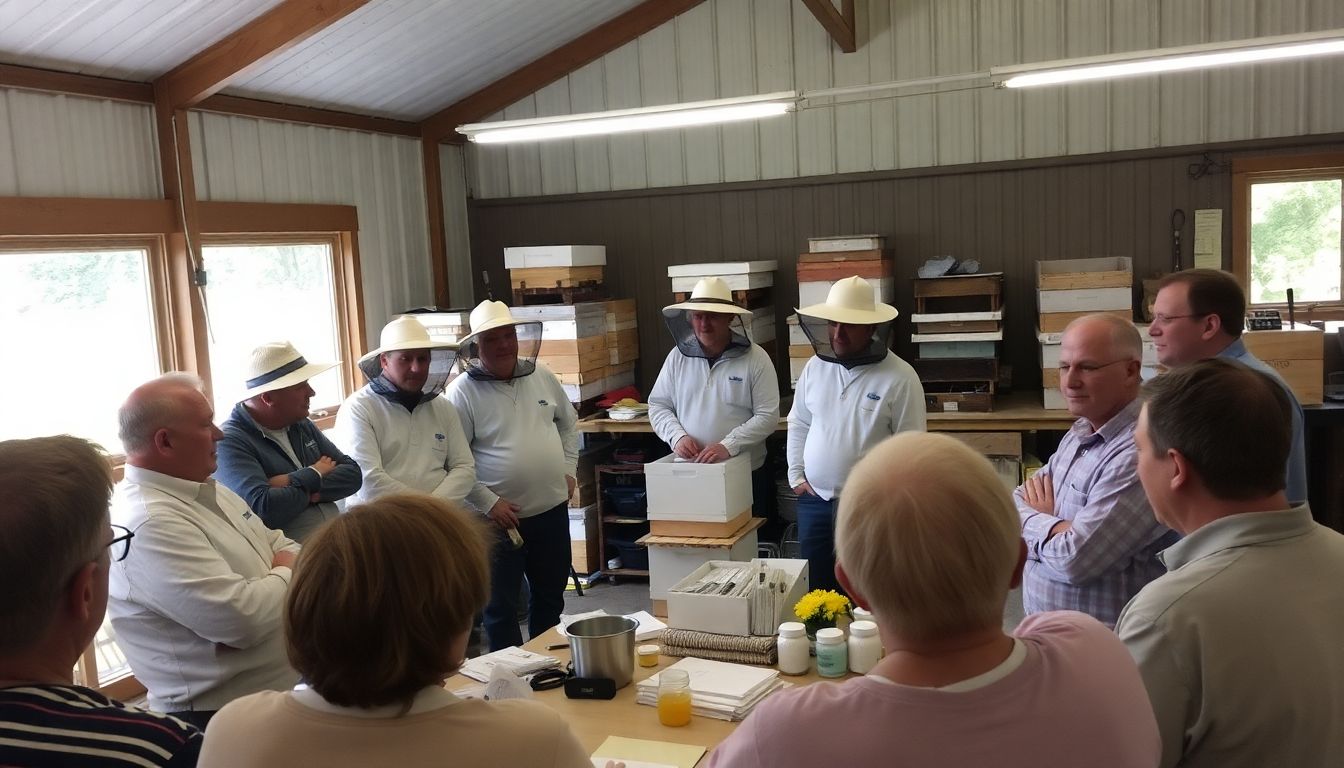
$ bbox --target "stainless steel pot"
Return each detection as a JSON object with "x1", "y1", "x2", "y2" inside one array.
[{"x1": 567, "y1": 615, "x2": 637, "y2": 688}]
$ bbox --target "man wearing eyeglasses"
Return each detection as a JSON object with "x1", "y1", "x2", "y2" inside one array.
[
  {"x1": 1149, "y1": 268, "x2": 1307, "y2": 506},
  {"x1": 1014, "y1": 314, "x2": 1178, "y2": 627},
  {"x1": 0, "y1": 435, "x2": 203, "y2": 766},
  {"x1": 109, "y1": 373, "x2": 301, "y2": 729}
]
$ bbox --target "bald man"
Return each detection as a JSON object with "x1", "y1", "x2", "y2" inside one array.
[
  {"x1": 109, "y1": 373, "x2": 300, "y2": 729},
  {"x1": 1014, "y1": 314, "x2": 1177, "y2": 627}
]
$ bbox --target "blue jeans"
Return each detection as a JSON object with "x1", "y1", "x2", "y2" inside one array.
[
  {"x1": 484, "y1": 502, "x2": 571, "y2": 651},
  {"x1": 795, "y1": 491, "x2": 842, "y2": 594}
]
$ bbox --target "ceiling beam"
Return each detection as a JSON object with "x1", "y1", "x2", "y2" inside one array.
[
  {"x1": 155, "y1": 0, "x2": 370, "y2": 109},
  {"x1": 0, "y1": 63, "x2": 153, "y2": 103},
  {"x1": 421, "y1": 0, "x2": 709, "y2": 142},
  {"x1": 801, "y1": 0, "x2": 857, "y2": 53}
]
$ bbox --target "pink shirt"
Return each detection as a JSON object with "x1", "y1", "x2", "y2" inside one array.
[{"x1": 706, "y1": 612, "x2": 1159, "y2": 768}]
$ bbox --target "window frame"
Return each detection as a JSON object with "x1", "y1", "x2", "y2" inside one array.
[
  {"x1": 1232, "y1": 152, "x2": 1344, "y2": 322},
  {"x1": 2, "y1": 196, "x2": 364, "y2": 700}
]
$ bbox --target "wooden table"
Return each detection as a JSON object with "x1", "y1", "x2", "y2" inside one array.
[
  {"x1": 447, "y1": 627, "x2": 837, "y2": 760},
  {"x1": 577, "y1": 391, "x2": 1076, "y2": 434}
]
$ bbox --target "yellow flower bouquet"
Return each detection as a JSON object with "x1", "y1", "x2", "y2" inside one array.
[{"x1": 794, "y1": 589, "x2": 851, "y2": 636}]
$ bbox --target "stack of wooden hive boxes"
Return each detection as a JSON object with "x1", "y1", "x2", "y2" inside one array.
[
  {"x1": 910, "y1": 272, "x2": 1005, "y2": 412},
  {"x1": 788, "y1": 235, "x2": 894, "y2": 390},
  {"x1": 668, "y1": 261, "x2": 778, "y2": 362},
  {"x1": 503, "y1": 245, "x2": 637, "y2": 408},
  {"x1": 638, "y1": 452, "x2": 764, "y2": 617},
  {"x1": 1241, "y1": 322, "x2": 1325, "y2": 405},
  {"x1": 1036, "y1": 257, "x2": 1134, "y2": 410}
]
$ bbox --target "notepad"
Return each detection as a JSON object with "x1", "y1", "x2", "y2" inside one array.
[{"x1": 590, "y1": 736, "x2": 705, "y2": 768}]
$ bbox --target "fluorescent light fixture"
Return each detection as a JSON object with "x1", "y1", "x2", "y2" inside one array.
[
  {"x1": 458, "y1": 91, "x2": 796, "y2": 144},
  {"x1": 992, "y1": 28, "x2": 1344, "y2": 88}
]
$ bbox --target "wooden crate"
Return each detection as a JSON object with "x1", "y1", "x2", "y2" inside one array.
[
  {"x1": 510, "y1": 265, "x2": 604, "y2": 289},
  {"x1": 1038, "y1": 286, "x2": 1132, "y2": 313},
  {"x1": 538, "y1": 336, "x2": 606, "y2": 358},
  {"x1": 1036, "y1": 257, "x2": 1133, "y2": 290},
  {"x1": 917, "y1": 319, "x2": 1002, "y2": 334},
  {"x1": 808, "y1": 234, "x2": 884, "y2": 253},
  {"x1": 923, "y1": 390, "x2": 993, "y2": 413},
  {"x1": 1042, "y1": 367, "x2": 1060, "y2": 389},
  {"x1": 795, "y1": 259, "x2": 892, "y2": 281},
  {"x1": 913, "y1": 274, "x2": 1003, "y2": 315},
  {"x1": 553, "y1": 367, "x2": 607, "y2": 386},
  {"x1": 797, "y1": 248, "x2": 889, "y2": 264},
  {"x1": 538, "y1": 344, "x2": 609, "y2": 374},
  {"x1": 917, "y1": 340, "x2": 999, "y2": 358},
  {"x1": 788, "y1": 343, "x2": 813, "y2": 358},
  {"x1": 912, "y1": 358, "x2": 999, "y2": 393},
  {"x1": 514, "y1": 284, "x2": 610, "y2": 306},
  {"x1": 1243, "y1": 324, "x2": 1324, "y2": 404},
  {"x1": 1038, "y1": 308, "x2": 1131, "y2": 334},
  {"x1": 947, "y1": 431, "x2": 1023, "y2": 459}
]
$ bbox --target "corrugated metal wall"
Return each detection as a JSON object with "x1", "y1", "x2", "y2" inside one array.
[
  {"x1": 0, "y1": 87, "x2": 161, "y2": 197},
  {"x1": 189, "y1": 111, "x2": 433, "y2": 343},
  {"x1": 467, "y1": 138, "x2": 1344, "y2": 393},
  {"x1": 465, "y1": 0, "x2": 1344, "y2": 199}
]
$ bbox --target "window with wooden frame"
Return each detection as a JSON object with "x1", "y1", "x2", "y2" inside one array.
[
  {"x1": 1232, "y1": 153, "x2": 1344, "y2": 321},
  {"x1": 2, "y1": 197, "x2": 365, "y2": 702}
]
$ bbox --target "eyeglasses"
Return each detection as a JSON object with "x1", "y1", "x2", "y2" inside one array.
[
  {"x1": 107, "y1": 525, "x2": 134, "y2": 562},
  {"x1": 1150, "y1": 312, "x2": 1205, "y2": 326},
  {"x1": 1058, "y1": 359, "x2": 1132, "y2": 376}
]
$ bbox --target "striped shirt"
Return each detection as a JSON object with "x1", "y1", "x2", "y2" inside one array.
[
  {"x1": 1014, "y1": 399, "x2": 1179, "y2": 627},
  {"x1": 0, "y1": 684, "x2": 201, "y2": 767}
]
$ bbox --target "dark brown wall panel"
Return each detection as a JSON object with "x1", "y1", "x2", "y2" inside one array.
[{"x1": 468, "y1": 137, "x2": 1344, "y2": 396}]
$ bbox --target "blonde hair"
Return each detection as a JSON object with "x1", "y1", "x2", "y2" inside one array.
[
  {"x1": 835, "y1": 432, "x2": 1020, "y2": 642},
  {"x1": 285, "y1": 493, "x2": 491, "y2": 708}
]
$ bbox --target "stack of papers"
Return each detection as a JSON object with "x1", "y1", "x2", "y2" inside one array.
[
  {"x1": 634, "y1": 657, "x2": 788, "y2": 721},
  {"x1": 458, "y1": 647, "x2": 561, "y2": 683},
  {"x1": 560, "y1": 609, "x2": 667, "y2": 641}
]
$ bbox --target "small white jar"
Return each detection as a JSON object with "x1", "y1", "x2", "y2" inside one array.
[
  {"x1": 777, "y1": 622, "x2": 810, "y2": 675},
  {"x1": 847, "y1": 620, "x2": 882, "y2": 674}
]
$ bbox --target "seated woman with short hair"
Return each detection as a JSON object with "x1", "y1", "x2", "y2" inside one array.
[
  {"x1": 707, "y1": 432, "x2": 1161, "y2": 768},
  {"x1": 198, "y1": 493, "x2": 591, "y2": 768}
]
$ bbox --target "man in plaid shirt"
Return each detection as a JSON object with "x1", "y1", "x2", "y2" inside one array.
[{"x1": 1015, "y1": 314, "x2": 1177, "y2": 627}]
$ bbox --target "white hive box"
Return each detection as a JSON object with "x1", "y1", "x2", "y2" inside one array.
[
  {"x1": 511, "y1": 303, "x2": 607, "y2": 340},
  {"x1": 798, "y1": 277, "x2": 893, "y2": 307},
  {"x1": 672, "y1": 272, "x2": 773, "y2": 293},
  {"x1": 750, "y1": 307, "x2": 776, "y2": 344},
  {"x1": 404, "y1": 310, "x2": 471, "y2": 343},
  {"x1": 644, "y1": 520, "x2": 762, "y2": 600},
  {"x1": 645, "y1": 452, "x2": 753, "y2": 523},
  {"x1": 667, "y1": 260, "x2": 779, "y2": 278},
  {"x1": 504, "y1": 245, "x2": 606, "y2": 269}
]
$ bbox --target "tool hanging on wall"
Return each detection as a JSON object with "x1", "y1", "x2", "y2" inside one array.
[{"x1": 1171, "y1": 209, "x2": 1186, "y2": 272}]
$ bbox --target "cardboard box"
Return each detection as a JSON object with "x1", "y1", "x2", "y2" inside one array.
[
  {"x1": 643, "y1": 520, "x2": 763, "y2": 600},
  {"x1": 504, "y1": 245, "x2": 606, "y2": 269},
  {"x1": 666, "y1": 558, "x2": 810, "y2": 636},
  {"x1": 1036, "y1": 257, "x2": 1133, "y2": 290},
  {"x1": 569, "y1": 504, "x2": 600, "y2": 574},
  {"x1": 645, "y1": 452, "x2": 752, "y2": 523}
]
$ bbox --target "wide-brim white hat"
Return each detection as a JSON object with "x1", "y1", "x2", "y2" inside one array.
[
  {"x1": 358, "y1": 315, "x2": 457, "y2": 377},
  {"x1": 796, "y1": 275, "x2": 899, "y2": 324},
  {"x1": 241, "y1": 341, "x2": 339, "y2": 400},
  {"x1": 662, "y1": 276, "x2": 752, "y2": 317},
  {"x1": 458, "y1": 300, "x2": 529, "y2": 347}
]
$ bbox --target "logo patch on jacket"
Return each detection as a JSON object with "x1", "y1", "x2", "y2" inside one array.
[
  {"x1": 866, "y1": 392, "x2": 881, "y2": 401},
  {"x1": 728, "y1": 375, "x2": 744, "y2": 382},
  {"x1": 538, "y1": 399, "x2": 549, "y2": 406},
  {"x1": 434, "y1": 433, "x2": 446, "y2": 441},
  {"x1": 242, "y1": 511, "x2": 253, "y2": 520}
]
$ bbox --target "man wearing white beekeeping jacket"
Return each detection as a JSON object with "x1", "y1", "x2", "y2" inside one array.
[
  {"x1": 337, "y1": 315, "x2": 475, "y2": 507},
  {"x1": 648, "y1": 277, "x2": 781, "y2": 526},
  {"x1": 446, "y1": 300, "x2": 579, "y2": 652},
  {"x1": 788, "y1": 276, "x2": 925, "y2": 593}
]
